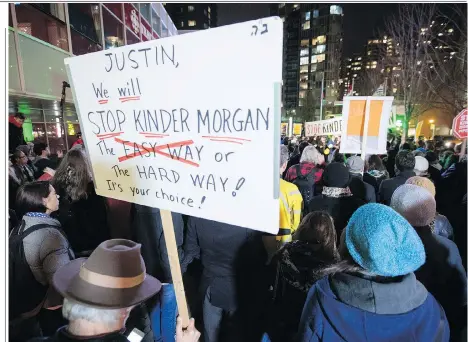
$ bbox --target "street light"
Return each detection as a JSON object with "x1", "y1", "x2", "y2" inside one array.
[{"x1": 429, "y1": 119, "x2": 435, "y2": 139}]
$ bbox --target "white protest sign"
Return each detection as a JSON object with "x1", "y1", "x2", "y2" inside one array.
[
  {"x1": 304, "y1": 118, "x2": 342, "y2": 136},
  {"x1": 65, "y1": 17, "x2": 282, "y2": 234},
  {"x1": 340, "y1": 96, "x2": 394, "y2": 155}
]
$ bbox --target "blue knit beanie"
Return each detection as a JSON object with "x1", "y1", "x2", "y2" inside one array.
[{"x1": 345, "y1": 203, "x2": 425, "y2": 277}]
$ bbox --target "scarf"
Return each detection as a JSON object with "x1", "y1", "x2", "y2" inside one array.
[
  {"x1": 9, "y1": 116, "x2": 22, "y2": 128},
  {"x1": 322, "y1": 186, "x2": 353, "y2": 198}
]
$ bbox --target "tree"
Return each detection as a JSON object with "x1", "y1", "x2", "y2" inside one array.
[
  {"x1": 422, "y1": 4, "x2": 467, "y2": 118},
  {"x1": 296, "y1": 89, "x2": 319, "y2": 123},
  {"x1": 385, "y1": 4, "x2": 436, "y2": 141}
]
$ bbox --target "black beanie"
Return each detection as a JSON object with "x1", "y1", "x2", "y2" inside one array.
[{"x1": 323, "y1": 162, "x2": 351, "y2": 188}]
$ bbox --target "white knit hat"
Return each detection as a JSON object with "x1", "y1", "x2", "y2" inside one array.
[
  {"x1": 414, "y1": 156, "x2": 429, "y2": 176},
  {"x1": 390, "y1": 184, "x2": 436, "y2": 227}
]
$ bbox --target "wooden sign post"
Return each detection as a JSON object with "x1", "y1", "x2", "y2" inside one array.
[{"x1": 160, "y1": 210, "x2": 190, "y2": 327}]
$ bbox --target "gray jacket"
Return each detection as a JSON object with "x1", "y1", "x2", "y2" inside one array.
[{"x1": 22, "y1": 216, "x2": 74, "y2": 307}]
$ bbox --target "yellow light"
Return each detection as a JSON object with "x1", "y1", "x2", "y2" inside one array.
[{"x1": 429, "y1": 119, "x2": 434, "y2": 124}]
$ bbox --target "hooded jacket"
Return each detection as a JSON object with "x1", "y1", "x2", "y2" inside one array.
[{"x1": 297, "y1": 272, "x2": 450, "y2": 342}]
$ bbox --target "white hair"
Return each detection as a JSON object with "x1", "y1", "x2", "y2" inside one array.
[
  {"x1": 62, "y1": 298, "x2": 130, "y2": 326},
  {"x1": 300, "y1": 145, "x2": 323, "y2": 165},
  {"x1": 280, "y1": 145, "x2": 289, "y2": 168}
]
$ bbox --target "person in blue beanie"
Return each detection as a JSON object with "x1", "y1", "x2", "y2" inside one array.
[
  {"x1": 391, "y1": 185, "x2": 467, "y2": 341},
  {"x1": 297, "y1": 203, "x2": 450, "y2": 342}
]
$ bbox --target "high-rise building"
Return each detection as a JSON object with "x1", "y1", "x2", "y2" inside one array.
[
  {"x1": 271, "y1": 3, "x2": 344, "y2": 121},
  {"x1": 165, "y1": 4, "x2": 217, "y2": 31},
  {"x1": 8, "y1": 3, "x2": 177, "y2": 151}
]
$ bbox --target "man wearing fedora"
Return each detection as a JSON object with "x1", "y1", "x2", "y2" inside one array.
[{"x1": 29, "y1": 239, "x2": 200, "y2": 342}]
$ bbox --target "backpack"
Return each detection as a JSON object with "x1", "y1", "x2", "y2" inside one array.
[
  {"x1": 291, "y1": 165, "x2": 318, "y2": 215},
  {"x1": 9, "y1": 221, "x2": 55, "y2": 322}
]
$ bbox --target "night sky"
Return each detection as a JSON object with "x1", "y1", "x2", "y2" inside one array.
[{"x1": 217, "y1": 3, "x2": 399, "y2": 57}]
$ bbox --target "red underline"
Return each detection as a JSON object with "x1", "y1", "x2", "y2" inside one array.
[
  {"x1": 120, "y1": 96, "x2": 140, "y2": 102},
  {"x1": 209, "y1": 139, "x2": 243, "y2": 145},
  {"x1": 96, "y1": 132, "x2": 123, "y2": 138},
  {"x1": 202, "y1": 136, "x2": 251, "y2": 142}
]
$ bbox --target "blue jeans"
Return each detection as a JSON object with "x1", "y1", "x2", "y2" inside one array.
[{"x1": 150, "y1": 284, "x2": 178, "y2": 342}]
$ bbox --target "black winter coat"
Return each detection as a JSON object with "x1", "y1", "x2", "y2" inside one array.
[
  {"x1": 378, "y1": 171, "x2": 416, "y2": 205},
  {"x1": 54, "y1": 182, "x2": 110, "y2": 254},
  {"x1": 308, "y1": 195, "x2": 366, "y2": 238}
]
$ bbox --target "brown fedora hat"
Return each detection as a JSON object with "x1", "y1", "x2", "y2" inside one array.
[{"x1": 53, "y1": 239, "x2": 161, "y2": 309}]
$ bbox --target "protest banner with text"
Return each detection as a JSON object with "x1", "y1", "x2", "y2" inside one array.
[
  {"x1": 304, "y1": 118, "x2": 342, "y2": 137},
  {"x1": 64, "y1": 17, "x2": 283, "y2": 235}
]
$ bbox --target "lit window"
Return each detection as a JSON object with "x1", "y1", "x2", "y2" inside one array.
[
  {"x1": 300, "y1": 65, "x2": 308, "y2": 73},
  {"x1": 300, "y1": 82, "x2": 308, "y2": 90},
  {"x1": 305, "y1": 12, "x2": 310, "y2": 20},
  {"x1": 300, "y1": 57, "x2": 309, "y2": 65},
  {"x1": 310, "y1": 64, "x2": 317, "y2": 72},
  {"x1": 180, "y1": 21, "x2": 184, "y2": 27},
  {"x1": 208, "y1": 6, "x2": 211, "y2": 13},
  {"x1": 188, "y1": 20, "x2": 196, "y2": 27},
  {"x1": 303, "y1": 21, "x2": 310, "y2": 30},
  {"x1": 299, "y1": 91, "x2": 306, "y2": 99},
  {"x1": 313, "y1": 10, "x2": 319, "y2": 18},
  {"x1": 188, "y1": 5, "x2": 194, "y2": 12},
  {"x1": 330, "y1": 5, "x2": 342, "y2": 15},
  {"x1": 300, "y1": 48, "x2": 309, "y2": 56},
  {"x1": 311, "y1": 54, "x2": 325, "y2": 64},
  {"x1": 448, "y1": 28, "x2": 453, "y2": 33},
  {"x1": 371, "y1": 65, "x2": 376, "y2": 69},
  {"x1": 438, "y1": 33, "x2": 444, "y2": 36},
  {"x1": 368, "y1": 51, "x2": 371, "y2": 55},
  {"x1": 315, "y1": 44, "x2": 326, "y2": 54},
  {"x1": 301, "y1": 39, "x2": 309, "y2": 47},
  {"x1": 357, "y1": 57, "x2": 362, "y2": 60},
  {"x1": 312, "y1": 35, "x2": 326, "y2": 45}
]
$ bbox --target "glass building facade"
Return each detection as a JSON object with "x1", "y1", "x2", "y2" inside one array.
[{"x1": 8, "y1": 3, "x2": 177, "y2": 152}]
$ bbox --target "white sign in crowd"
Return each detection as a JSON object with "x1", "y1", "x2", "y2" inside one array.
[
  {"x1": 304, "y1": 118, "x2": 343, "y2": 136},
  {"x1": 65, "y1": 17, "x2": 283, "y2": 235}
]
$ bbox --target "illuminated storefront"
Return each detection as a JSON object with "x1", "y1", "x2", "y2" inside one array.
[{"x1": 8, "y1": 3, "x2": 177, "y2": 151}]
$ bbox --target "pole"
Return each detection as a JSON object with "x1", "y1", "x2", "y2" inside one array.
[
  {"x1": 361, "y1": 96, "x2": 372, "y2": 161},
  {"x1": 60, "y1": 81, "x2": 71, "y2": 151},
  {"x1": 383, "y1": 77, "x2": 388, "y2": 96},
  {"x1": 351, "y1": 78, "x2": 355, "y2": 96},
  {"x1": 160, "y1": 210, "x2": 190, "y2": 328},
  {"x1": 319, "y1": 73, "x2": 324, "y2": 120},
  {"x1": 461, "y1": 139, "x2": 467, "y2": 156}
]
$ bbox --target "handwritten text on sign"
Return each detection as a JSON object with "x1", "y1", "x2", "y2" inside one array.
[{"x1": 64, "y1": 17, "x2": 283, "y2": 234}]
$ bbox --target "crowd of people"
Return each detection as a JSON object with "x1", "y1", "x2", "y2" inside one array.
[{"x1": 8, "y1": 110, "x2": 468, "y2": 342}]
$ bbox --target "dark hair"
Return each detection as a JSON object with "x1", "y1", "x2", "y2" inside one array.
[
  {"x1": 396, "y1": 150, "x2": 415, "y2": 171},
  {"x1": 425, "y1": 141, "x2": 434, "y2": 151},
  {"x1": 33, "y1": 143, "x2": 48, "y2": 157},
  {"x1": 367, "y1": 155, "x2": 385, "y2": 172},
  {"x1": 11, "y1": 150, "x2": 24, "y2": 166},
  {"x1": 294, "y1": 211, "x2": 338, "y2": 259},
  {"x1": 16, "y1": 181, "x2": 51, "y2": 218},
  {"x1": 425, "y1": 151, "x2": 437, "y2": 163},
  {"x1": 52, "y1": 149, "x2": 91, "y2": 202},
  {"x1": 14, "y1": 112, "x2": 25, "y2": 120},
  {"x1": 400, "y1": 143, "x2": 411, "y2": 150},
  {"x1": 417, "y1": 140, "x2": 425, "y2": 148},
  {"x1": 299, "y1": 141, "x2": 309, "y2": 155}
]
